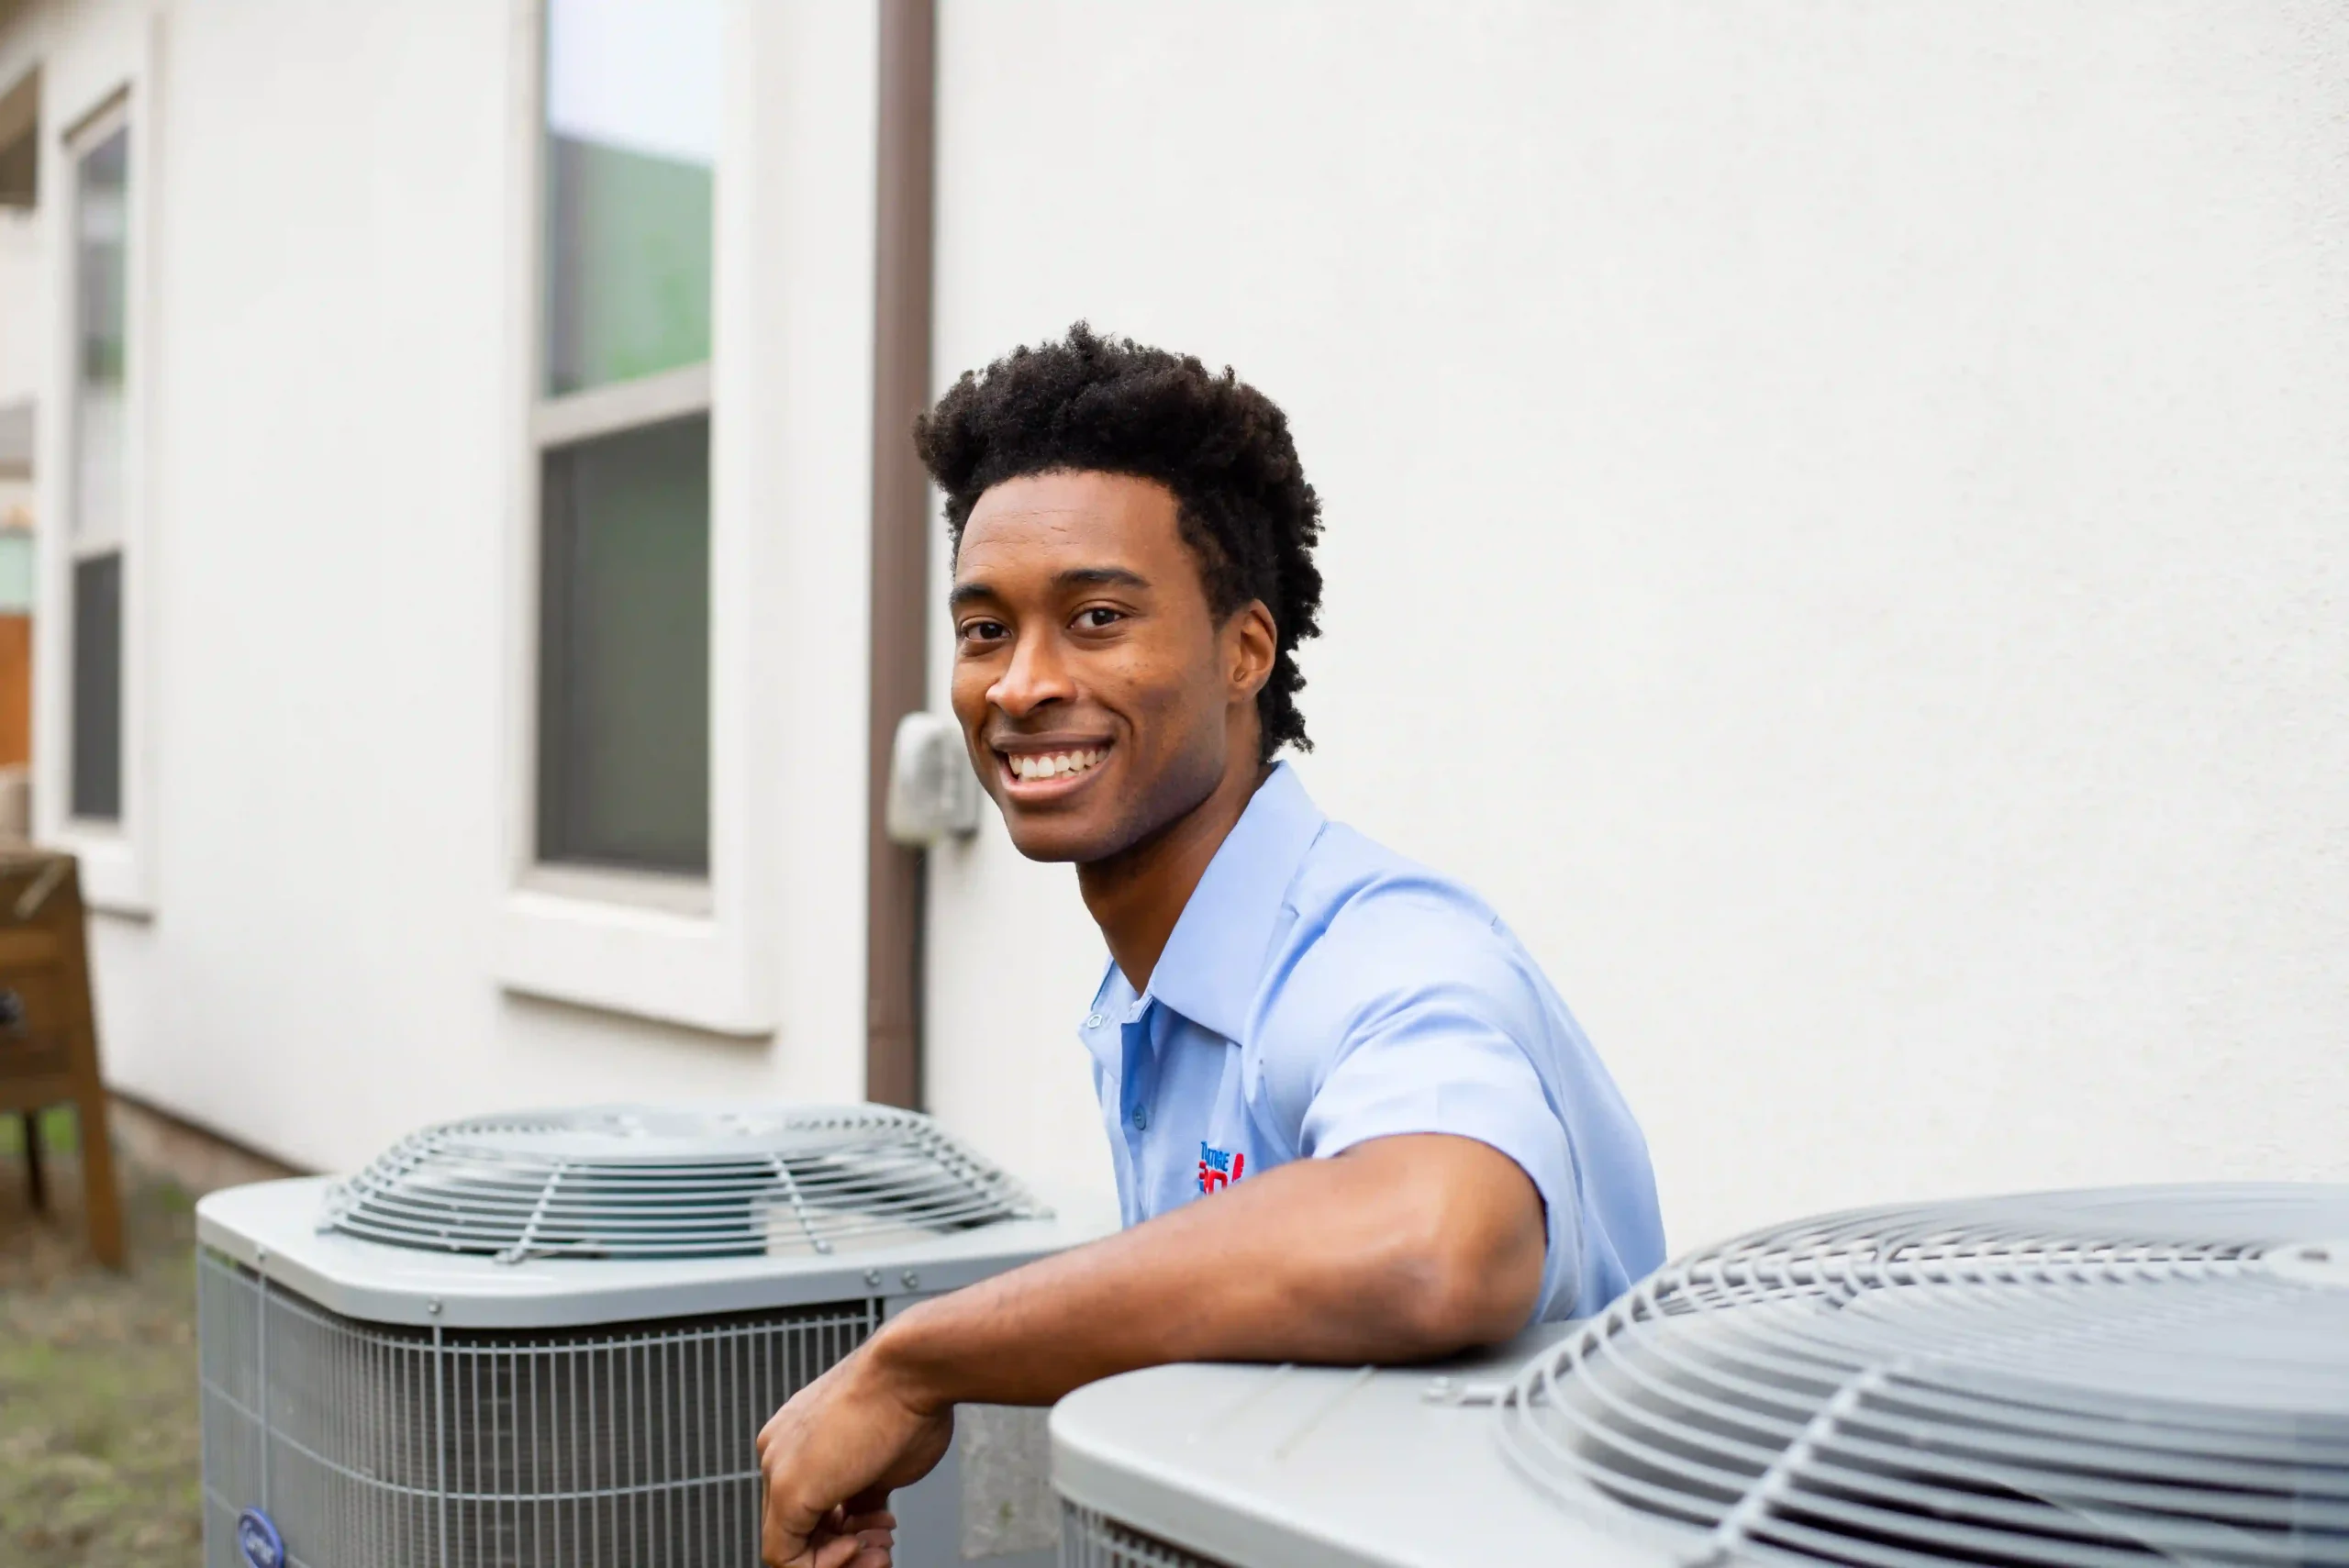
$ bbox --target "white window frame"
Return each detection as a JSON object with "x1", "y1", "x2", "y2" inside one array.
[
  {"x1": 37, "y1": 21, "x2": 160, "y2": 919},
  {"x1": 493, "y1": 0, "x2": 779, "y2": 1034}
]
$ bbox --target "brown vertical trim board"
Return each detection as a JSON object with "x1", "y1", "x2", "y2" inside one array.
[{"x1": 865, "y1": 0, "x2": 936, "y2": 1110}]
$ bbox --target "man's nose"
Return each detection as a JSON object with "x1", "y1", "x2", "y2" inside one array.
[{"x1": 989, "y1": 629, "x2": 1075, "y2": 717}]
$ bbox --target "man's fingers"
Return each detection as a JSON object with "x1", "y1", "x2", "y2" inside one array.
[
  {"x1": 771, "y1": 1506, "x2": 893, "y2": 1568},
  {"x1": 843, "y1": 1505, "x2": 894, "y2": 1553},
  {"x1": 758, "y1": 1499, "x2": 820, "y2": 1568},
  {"x1": 761, "y1": 1521, "x2": 890, "y2": 1568},
  {"x1": 811, "y1": 1531, "x2": 874, "y2": 1568}
]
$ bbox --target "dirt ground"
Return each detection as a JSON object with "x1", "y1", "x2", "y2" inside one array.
[{"x1": 0, "y1": 1110, "x2": 206, "y2": 1568}]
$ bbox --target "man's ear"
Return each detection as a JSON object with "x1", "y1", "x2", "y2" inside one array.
[{"x1": 1230, "y1": 600, "x2": 1277, "y2": 699}]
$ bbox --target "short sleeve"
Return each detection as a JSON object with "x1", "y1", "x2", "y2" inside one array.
[{"x1": 1280, "y1": 905, "x2": 1583, "y2": 1324}]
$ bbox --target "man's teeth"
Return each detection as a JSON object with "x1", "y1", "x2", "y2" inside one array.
[{"x1": 1009, "y1": 748, "x2": 1107, "y2": 782}]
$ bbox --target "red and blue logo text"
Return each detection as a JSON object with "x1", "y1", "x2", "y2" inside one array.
[{"x1": 1197, "y1": 1142, "x2": 1246, "y2": 1194}]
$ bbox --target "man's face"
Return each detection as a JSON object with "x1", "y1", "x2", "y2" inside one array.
[{"x1": 949, "y1": 470, "x2": 1272, "y2": 863}]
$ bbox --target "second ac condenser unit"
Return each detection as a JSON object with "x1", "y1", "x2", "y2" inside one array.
[
  {"x1": 197, "y1": 1104, "x2": 1085, "y2": 1568},
  {"x1": 1053, "y1": 1184, "x2": 2349, "y2": 1568}
]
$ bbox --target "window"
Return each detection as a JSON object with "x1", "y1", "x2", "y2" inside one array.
[
  {"x1": 530, "y1": 0, "x2": 719, "y2": 877},
  {"x1": 498, "y1": 0, "x2": 843, "y2": 1037},
  {"x1": 38, "y1": 43, "x2": 157, "y2": 916},
  {"x1": 67, "y1": 110, "x2": 128, "y2": 825}
]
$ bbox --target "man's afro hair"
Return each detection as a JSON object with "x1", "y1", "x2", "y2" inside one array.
[{"x1": 914, "y1": 323, "x2": 1324, "y2": 760}]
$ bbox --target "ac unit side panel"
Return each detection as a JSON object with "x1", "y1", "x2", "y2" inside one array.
[
  {"x1": 1051, "y1": 1338, "x2": 1682, "y2": 1568},
  {"x1": 197, "y1": 1249, "x2": 876, "y2": 1568},
  {"x1": 198, "y1": 1178, "x2": 1097, "y2": 1329}
]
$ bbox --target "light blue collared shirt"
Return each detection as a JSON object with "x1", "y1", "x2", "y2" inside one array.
[{"x1": 1077, "y1": 763, "x2": 1665, "y2": 1322}]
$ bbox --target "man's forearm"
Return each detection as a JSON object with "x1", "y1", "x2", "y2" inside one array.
[{"x1": 862, "y1": 1133, "x2": 1546, "y2": 1413}]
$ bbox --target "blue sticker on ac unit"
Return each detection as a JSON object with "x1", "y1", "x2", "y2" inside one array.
[{"x1": 236, "y1": 1507, "x2": 285, "y2": 1568}]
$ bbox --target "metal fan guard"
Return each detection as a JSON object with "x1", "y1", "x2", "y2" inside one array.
[
  {"x1": 1502, "y1": 1184, "x2": 2349, "y2": 1567},
  {"x1": 198, "y1": 1251, "x2": 867, "y2": 1568},
  {"x1": 1061, "y1": 1503, "x2": 1230, "y2": 1567},
  {"x1": 317, "y1": 1104, "x2": 1050, "y2": 1264}
]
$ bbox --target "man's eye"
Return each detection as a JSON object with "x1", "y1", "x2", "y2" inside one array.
[
  {"x1": 1076, "y1": 607, "x2": 1125, "y2": 629},
  {"x1": 960, "y1": 620, "x2": 1008, "y2": 643}
]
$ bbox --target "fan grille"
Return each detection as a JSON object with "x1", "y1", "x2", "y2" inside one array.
[
  {"x1": 319, "y1": 1105, "x2": 1048, "y2": 1262},
  {"x1": 198, "y1": 1250, "x2": 868, "y2": 1568},
  {"x1": 1060, "y1": 1504, "x2": 1231, "y2": 1568},
  {"x1": 1503, "y1": 1185, "x2": 2349, "y2": 1567}
]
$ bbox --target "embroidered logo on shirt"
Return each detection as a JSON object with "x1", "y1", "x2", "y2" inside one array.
[{"x1": 1197, "y1": 1141, "x2": 1246, "y2": 1194}]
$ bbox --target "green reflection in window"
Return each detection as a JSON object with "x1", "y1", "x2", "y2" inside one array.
[{"x1": 541, "y1": 0, "x2": 718, "y2": 396}]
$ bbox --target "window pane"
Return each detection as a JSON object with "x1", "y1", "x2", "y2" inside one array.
[
  {"x1": 0, "y1": 529, "x2": 35, "y2": 613},
  {"x1": 542, "y1": 0, "x2": 718, "y2": 396},
  {"x1": 73, "y1": 126, "x2": 128, "y2": 547},
  {"x1": 537, "y1": 413, "x2": 709, "y2": 873},
  {"x1": 0, "y1": 126, "x2": 33, "y2": 206},
  {"x1": 72, "y1": 550, "x2": 122, "y2": 821}
]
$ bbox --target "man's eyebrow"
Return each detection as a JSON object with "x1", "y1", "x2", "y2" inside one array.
[
  {"x1": 948, "y1": 566, "x2": 1150, "y2": 611},
  {"x1": 1054, "y1": 566, "x2": 1150, "y2": 592}
]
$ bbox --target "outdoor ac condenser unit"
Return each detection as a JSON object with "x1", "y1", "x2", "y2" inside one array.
[
  {"x1": 1053, "y1": 1183, "x2": 2349, "y2": 1568},
  {"x1": 196, "y1": 1104, "x2": 1083, "y2": 1568}
]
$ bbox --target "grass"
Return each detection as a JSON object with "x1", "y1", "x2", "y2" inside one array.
[
  {"x1": 0, "y1": 1106, "x2": 82, "y2": 1156},
  {"x1": 0, "y1": 1130, "x2": 206, "y2": 1567}
]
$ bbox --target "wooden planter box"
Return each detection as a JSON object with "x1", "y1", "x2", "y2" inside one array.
[{"x1": 0, "y1": 849, "x2": 123, "y2": 1266}]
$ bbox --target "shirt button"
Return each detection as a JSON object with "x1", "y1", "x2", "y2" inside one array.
[
  {"x1": 1130, "y1": 1106, "x2": 1149, "y2": 1130},
  {"x1": 1085, "y1": 1013, "x2": 1105, "y2": 1029}
]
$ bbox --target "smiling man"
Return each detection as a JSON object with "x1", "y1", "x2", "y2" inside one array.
[{"x1": 757, "y1": 326, "x2": 1664, "y2": 1568}]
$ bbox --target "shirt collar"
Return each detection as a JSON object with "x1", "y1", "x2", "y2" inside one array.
[{"x1": 1130, "y1": 761, "x2": 1327, "y2": 1042}]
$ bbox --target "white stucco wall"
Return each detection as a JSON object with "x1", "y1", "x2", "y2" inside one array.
[
  {"x1": 3, "y1": 0, "x2": 2342, "y2": 1246},
  {"x1": 924, "y1": 1, "x2": 2349, "y2": 1247},
  {"x1": 0, "y1": 0, "x2": 884, "y2": 1173}
]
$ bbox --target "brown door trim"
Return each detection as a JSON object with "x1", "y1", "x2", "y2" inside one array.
[{"x1": 864, "y1": 0, "x2": 936, "y2": 1109}]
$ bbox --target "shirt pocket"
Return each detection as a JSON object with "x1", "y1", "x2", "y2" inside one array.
[{"x1": 1192, "y1": 1042, "x2": 1263, "y2": 1194}]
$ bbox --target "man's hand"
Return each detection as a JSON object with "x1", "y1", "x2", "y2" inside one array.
[{"x1": 757, "y1": 1348, "x2": 952, "y2": 1568}]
